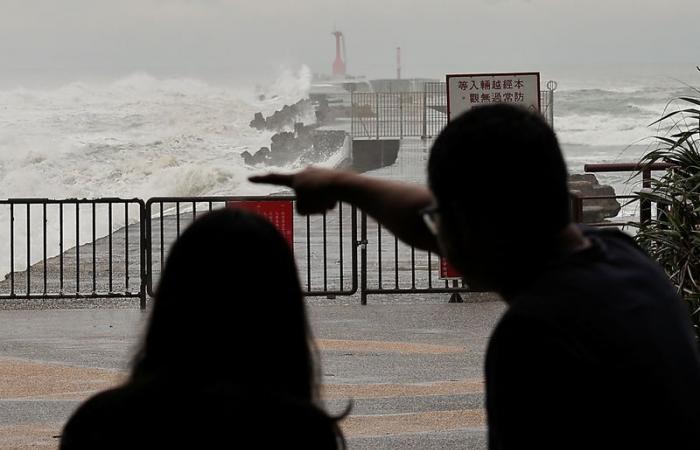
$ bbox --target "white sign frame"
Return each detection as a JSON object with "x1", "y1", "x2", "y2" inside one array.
[{"x1": 446, "y1": 72, "x2": 541, "y2": 120}]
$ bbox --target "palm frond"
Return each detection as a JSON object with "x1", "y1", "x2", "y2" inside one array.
[{"x1": 634, "y1": 83, "x2": 700, "y2": 339}]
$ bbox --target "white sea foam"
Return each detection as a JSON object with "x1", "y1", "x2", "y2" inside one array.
[
  {"x1": 556, "y1": 113, "x2": 655, "y2": 147},
  {"x1": 0, "y1": 65, "x2": 343, "y2": 277},
  {"x1": 545, "y1": 64, "x2": 698, "y2": 147}
]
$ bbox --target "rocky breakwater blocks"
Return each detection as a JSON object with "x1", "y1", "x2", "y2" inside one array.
[
  {"x1": 568, "y1": 174, "x2": 622, "y2": 223},
  {"x1": 242, "y1": 123, "x2": 347, "y2": 167},
  {"x1": 249, "y1": 99, "x2": 312, "y2": 132}
]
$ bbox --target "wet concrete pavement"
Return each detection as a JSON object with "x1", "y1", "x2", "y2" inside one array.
[{"x1": 0, "y1": 297, "x2": 505, "y2": 449}]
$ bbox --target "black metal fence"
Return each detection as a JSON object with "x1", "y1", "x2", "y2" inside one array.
[
  {"x1": 0, "y1": 196, "x2": 474, "y2": 307},
  {"x1": 145, "y1": 197, "x2": 358, "y2": 299},
  {"x1": 424, "y1": 82, "x2": 449, "y2": 138},
  {"x1": 351, "y1": 83, "x2": 556, "y2": 139},
  {"x1": 351, "y1": 92, "x2": 433, "y2": 139},
  {"x1": 1, "y1": 167, "x2": 670, "y2": 308},
  {"x1": 0, "y1": 198, "x2": 147, "y2": 306},
  {"x1": 359, "y1": 213, "x2": 470, "y2": 305}
]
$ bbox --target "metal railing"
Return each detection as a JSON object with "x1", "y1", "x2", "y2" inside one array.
[
  {"x1": 351, "y1": 83, "x2": 556, "y2": 139},
  {"x1": 359, "y1": 213, "x2": 471, "y2": 305},
  {"x1": 351, "y1": 92, "x2": 427, "y2": 139},
  {"x1": 0, "y1": 198, "x2": 147, "y2": 306},
  {"x1": 570, "y1": 163, "x2": 675, "y2": 229},
  {"x1": 1, "y1": 167, "x2": 672, "y2": 309},
  {"x1": 424, "y1": 82, "x2": 449, "y2": 138},
  {"x1": 145, "y1": 197, "x2": 358, "y2": 299},
  {"x1": 0, "y1": 196, "x2": 473, "y2": 307}
]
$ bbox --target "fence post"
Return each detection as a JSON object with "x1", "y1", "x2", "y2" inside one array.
[
  {"x1": 360, "y1": 212, "x2": 368, "y2": 305},
  {"x1": 546, "y1": 80, "x2": 557, "y2": 129},
  {"x1": 139, "y1": 199, "x2": 148, "y2": 310},
  {"x1": 399, "y1": 93, "x2": 404, "y2": 139},
  {"x1": 350, "y1": 92, "x2": 355, "y2": 138},
  {"x1": 422, "y1": 90, "x2": 428, "y2": 139},
  {"x1": 548, "y1": 90, "x2": 554, "y2": 128},
  {"x1": 570, "y1": 192, "x2": 583, "y2": 223},
  {"x1": 640, "y1": 168, "x2": 652, "y2": 225},
  {"x1": 375, "y1": 92, "x2": 380, "y2": 140}
]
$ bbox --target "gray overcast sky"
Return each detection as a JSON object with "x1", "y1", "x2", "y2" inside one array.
[{"x1": 1, "y1": 0, "x2": 698, "y2": 85}]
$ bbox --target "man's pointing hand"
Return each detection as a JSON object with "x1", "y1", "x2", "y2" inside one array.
[{"x1": 249, "y1": 167, "x2": 341, "y2": 215}]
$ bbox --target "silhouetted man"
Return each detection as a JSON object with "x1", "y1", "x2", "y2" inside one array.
[{"x1": 251, "y1": 104, "x2": 700, "y2": 449}]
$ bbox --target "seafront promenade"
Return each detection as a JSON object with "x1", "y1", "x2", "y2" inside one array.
[{"x1": 0, "y1": 297, "x2": 503, "y2": 449}]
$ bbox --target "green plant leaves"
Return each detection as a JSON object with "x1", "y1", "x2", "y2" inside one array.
[{"x1": 634, "y1": 89, "x2": 700, "y2": 339}]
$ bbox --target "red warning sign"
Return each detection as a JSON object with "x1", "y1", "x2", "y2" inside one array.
[
  {"x1": 440, "y1": 257, "x2": 461, "y2": 280},
  {"x1": 227, "y1": 200, "x2": 294, "y2": 247}
]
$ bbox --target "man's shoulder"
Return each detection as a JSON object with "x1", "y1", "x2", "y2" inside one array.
[
  {"x1": 581, "y1": 226, "x2": 644, "y2": 257},
  {"x1": 498, "y1": 225, "x2": 693, "y2": 361},
  {"x1": 488, "y1": 305, "x2": 573, "y2": 354},
  {"x1": 523, "y1": 226, "x2": 674, "y2": 304}
]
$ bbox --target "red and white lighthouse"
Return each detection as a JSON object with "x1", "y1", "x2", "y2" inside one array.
[{"x1": 331, "y1": 31, "x2": 346, "y2": 77}]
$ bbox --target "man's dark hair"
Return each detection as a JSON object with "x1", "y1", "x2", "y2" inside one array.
[{"x1": 428, "y1": 104, "x2": 570, "y2": 242}]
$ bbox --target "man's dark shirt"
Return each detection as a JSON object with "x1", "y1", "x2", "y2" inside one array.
[{"x1": 486, "y1": 228, "x2": 700, "y2": 449}]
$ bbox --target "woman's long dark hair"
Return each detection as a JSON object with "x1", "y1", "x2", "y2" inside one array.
[{"x1": 131, "y1": 208, "x2": 317, "y2": 402}]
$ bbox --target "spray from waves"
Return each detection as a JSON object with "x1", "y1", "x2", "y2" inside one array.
[
  {"x1": 261, "y1": 65, "x2": 313, "y2": 104},
  {"x1": 0, "y1": 65, "x2": 342, "y2": 278}
]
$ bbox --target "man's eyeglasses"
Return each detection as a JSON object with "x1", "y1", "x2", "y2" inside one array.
[{"x1": 420, "y1": 204, "x2": 440, "y2": 236}]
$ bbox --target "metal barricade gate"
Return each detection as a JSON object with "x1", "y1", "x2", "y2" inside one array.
[
  {"x1": 17, "y1": 195, "x2": 645, "y2": 306},
  {"x1": 0, "y1": 197, "x2": 476, "y2": 307},
  {"x1": 2, "y1": 196, "x2": 467, "y2": 308},
  {"x1": 0, "y1": 198, "x2": 148, "y2": 307},
  {"x1": 6, "y1": 186, "x2": 662, "y2": 308},
  {"x1": 145, "y1": 197, "x2": 358, "y2": 299},
  {"x1": 358, "y1": 213, "x2": 472, "y2": 305}
]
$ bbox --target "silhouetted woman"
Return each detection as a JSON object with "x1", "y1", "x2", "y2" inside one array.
[{"x1": 61, "y1": 208, "x2": 345, "y2": 449}]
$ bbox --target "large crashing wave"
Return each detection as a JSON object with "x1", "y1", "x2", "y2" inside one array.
[
  {"x1": 0, "y1": 66, "x2": 318, "y2": 199},
  {"x1": 0, "y1": 65, "x2": 344, "y2": 277}
]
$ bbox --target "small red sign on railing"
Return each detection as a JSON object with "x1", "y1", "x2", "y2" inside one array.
[
  {"x1": 226, "y1": 200, "x2": 294, "y2": 247},
  {"x1": 440, "y1": 257, "x2": 461, "y2": 280}
]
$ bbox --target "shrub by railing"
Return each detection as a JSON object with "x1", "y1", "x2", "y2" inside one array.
[{"x1": 634, "y1": 76, "x2": 700, "y2": 338}]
